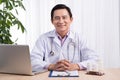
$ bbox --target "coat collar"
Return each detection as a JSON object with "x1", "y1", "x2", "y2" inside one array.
[
  {"x1": 46, "y1": 29, "x2": 75, "y2": 46},
  {"x1": 47, "y1": 29, "x2": 75, "y2": 39}
]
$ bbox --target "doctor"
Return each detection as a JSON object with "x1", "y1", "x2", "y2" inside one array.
[{"x1": 31, "y1": 4, "x2": 98, "y2": 73}]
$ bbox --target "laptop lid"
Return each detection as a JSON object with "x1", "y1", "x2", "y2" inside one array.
[{"x1": 0, "y1": 44, "x2": 34, "y2": 75}]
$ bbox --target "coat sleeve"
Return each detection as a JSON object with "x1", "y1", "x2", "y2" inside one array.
[
  {"x1": 77, "y1": 35, "x2": 99, "y2": 69},
  {"x1": 30, "y1": 36, "x2": 50, "y2": 73}
]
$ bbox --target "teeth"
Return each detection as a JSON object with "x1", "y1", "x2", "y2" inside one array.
[{"x1": 58, "y1": 25, "x2": 64, "y2": 26}]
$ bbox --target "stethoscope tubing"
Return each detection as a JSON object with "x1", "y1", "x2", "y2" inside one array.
[
  {"x1": 50, "y1": 38, "x2": 76, "y2": 62},
  {"x1": 67, "y1": 40, "x2": 76, "y2": 62}
]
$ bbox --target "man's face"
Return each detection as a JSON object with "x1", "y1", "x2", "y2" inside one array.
[{"x1": 52, "y1": 9, "x2": 73, "y2": 34}]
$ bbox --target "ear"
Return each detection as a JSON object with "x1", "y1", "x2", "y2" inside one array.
[{"x1": 70, "y1": 17, "x2": 73, "y2": 22}]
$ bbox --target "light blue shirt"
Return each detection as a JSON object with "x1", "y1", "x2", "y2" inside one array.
[{"x1": 30, "y1": 29, "x2": 98, "y2": 72}]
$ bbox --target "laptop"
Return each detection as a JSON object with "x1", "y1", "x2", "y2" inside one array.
[{"x1": 0, "y1": 44, "x2": 36, "y2": 75}]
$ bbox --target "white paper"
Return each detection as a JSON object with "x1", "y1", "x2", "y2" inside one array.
[{"x1": 51, "y1": 70, "x2": 79, "y2": 77}]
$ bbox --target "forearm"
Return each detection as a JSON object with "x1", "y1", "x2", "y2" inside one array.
[
  {"x1": 48, "y1": 64, "x2": 55, "y2": 71},
  {"x1": 31, "y1": 59, "x2": 50, "y2": 72},
  {"x1": 74, "y1": 63, "x2": 80, "y2": 71},
  {"x1": 77, "y1": 60, "x2": 97, "y2": 70}
]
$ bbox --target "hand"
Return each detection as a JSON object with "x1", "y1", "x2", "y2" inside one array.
[
  {"x1": 48, "y1": 60, "x2": 67, "y2": 71},
  {"x1": 48, "y1": 59, "x2": 80, "y2": 71},
  {"x1": 57, "y1": 60, "x2": 80, "y2": 71}
]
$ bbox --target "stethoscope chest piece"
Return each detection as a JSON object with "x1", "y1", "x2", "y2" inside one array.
[{"x1": 50, "y1": 51, "x2": 54, "y2": 56}]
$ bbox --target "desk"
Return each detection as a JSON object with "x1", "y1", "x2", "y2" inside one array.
[{"x1": 0, "y1": 68, "x2": 120, "y2": 80}]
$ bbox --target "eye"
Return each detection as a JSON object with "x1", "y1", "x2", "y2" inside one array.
[
  {"x1": 54, "y1": 16, "x2": 60, "y2": 20},
  {"x1": 62, "y1": 16, "x2": 67, "y2": 19}
]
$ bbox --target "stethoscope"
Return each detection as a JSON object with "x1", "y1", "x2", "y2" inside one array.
[
  {"x1": 49, "y1": 37, "x2": 55, "y2": 56},
  {"x1": 49, "y1": 38, "x2": 76, "y2": 62}
]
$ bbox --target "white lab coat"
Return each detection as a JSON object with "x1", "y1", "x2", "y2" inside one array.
[{"x1": 30, "y1": 30, "x2": 98, "y2": 73}]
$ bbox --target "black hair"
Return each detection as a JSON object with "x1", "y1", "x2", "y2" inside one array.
[{"x1": 51, "y1": 4, "x2": 72, "y2": 21}]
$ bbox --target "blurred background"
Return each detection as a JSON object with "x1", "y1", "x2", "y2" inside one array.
[{"x1": 11, "y1": 0, "x2": 120, "y2": 68}]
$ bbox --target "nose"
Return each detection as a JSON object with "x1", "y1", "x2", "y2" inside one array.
[{"x1": 58, "y1": 18, "x2": 64, "y2": 23}]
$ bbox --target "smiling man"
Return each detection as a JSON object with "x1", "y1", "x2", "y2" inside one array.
[
  {"x1": 31, "y1": 4, "x2": 98, "y2": 73},
  {"x1": 51, "y1": 8, "x2": 73, "y2": 38}
]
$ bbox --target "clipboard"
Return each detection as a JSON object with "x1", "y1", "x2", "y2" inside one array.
[{"x1": 49, "y1": 70, "x2": 79, "y2": 77}]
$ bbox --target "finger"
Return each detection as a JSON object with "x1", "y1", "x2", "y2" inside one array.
[
  {"x1": 57, "y1": 59, "x2": 65, "y2": 64},
  {"x1": 59, "y1": 59, "x2": 70, "y2": 63},
  {"x1": 63, "y1": 59, "x2": 70, "y2": 63},
  {"x1": 57, "y1": 59, "x2": 69, "y2": 62},
  {"x1": 56, "y1": 67, "x2": 65, "y2": 71},
  {"x1": 63, "y1": 65, "x2": 69, "y2": 70},
  {"x1": 55, "y1": 64, "x2": 65, "y2": 71},
  {"x1": 56, "y1": 60, "x2": 71, "y2": 69},
  {"x1": 62, "y1": 60, "x2": 71, "y2": 67},
  {"x1": 55, "y1": 63, "x2": 65, "y2": 68}
]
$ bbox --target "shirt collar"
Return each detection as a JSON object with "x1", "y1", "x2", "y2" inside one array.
[{"x1": 55, "y1": 31, "x2": 69, "y2": 40}]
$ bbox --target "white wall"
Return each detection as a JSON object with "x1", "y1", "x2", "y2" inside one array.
[{"x1": 14, "y1": 0, "x2": 120, "y2": 68}]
